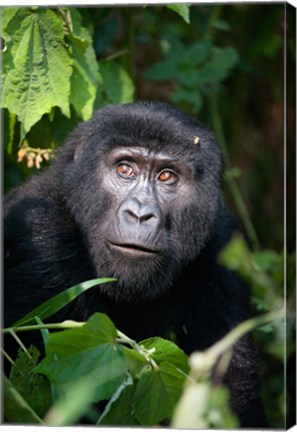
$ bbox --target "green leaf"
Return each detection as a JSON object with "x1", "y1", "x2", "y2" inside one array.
[
  {"x1": 1, "y1": 8, "x2": 72, "y2": 140},
  {"x1": 66, "y1": 9, "x2": 101, "y2": 120},
  {"x1": 97, "y1": 374, "x2": 137, "y2": 425},
  {"x1": 13, "y1": 278, "x2": 115, "y2": 327},
  {"x1": 45, "y1": 372, "x2": 130, "y2": 426},
  {"x1": 167, "y1": 5, "x2": 190, "y2": 24},
  {"x1": 123, "y1": 347, "x2": 148, "y2": 378},
  {"x1": 180, "y1": 40, "x2": 212, "y2": 66},
  {"x1": 196, "y1": 47, "x2": 239, "y2": 84},
  {"x1": 10, "y1": 346, "x2": 52, "y2": 418},
  {"x1": 253, "y1": 250, "x2": 279, "y2": 272},
  {"x1": 145, "y1": 60, "x2": 178, "y2": 81},
  {"x1": 34, "y1": 316, "x2": 50, "y2": 346},
  {"x1": 172, "y1": 86, "x2": 203, "y2": 112},
  {"x1": 95, "y1": 60, "x2": 134, "y2": 108},
  {"x1": 1, "y1": 7, "x2": 20, "y2": 32},
  {"x1": 99, "y1": 380, "x2": 139, "y2": 425},
  {"x1": 133, "y1": 361, "x2": 186, "y2": 425},
  {"x1": 3, "y1": 375, "x2": 44, "y2": 424},
  {"x1": 35, "y1": 313, "x2": 128, "y2": 402},
  {"x1": 219, "y1": 234, "x2": 253, "y2": 278},
  {"x1": 140, "y1": 337, "x2": 189, "y2": 374}
]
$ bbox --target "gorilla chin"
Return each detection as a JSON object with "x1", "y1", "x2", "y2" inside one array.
[{"x1": 97, "y1": 243, "x2": 176, "y2": 303}]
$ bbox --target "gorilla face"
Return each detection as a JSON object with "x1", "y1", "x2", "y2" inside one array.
[{"x1": 60, "y1": 102, "x2": 223, "y2": 302}]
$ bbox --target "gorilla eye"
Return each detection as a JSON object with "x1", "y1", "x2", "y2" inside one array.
[
  {"x1": 117, "y1": 163, "x2": 135, "y2": 178},
  {"x1": 158, "y1": 170, "x2": 178, "y2": 184}
]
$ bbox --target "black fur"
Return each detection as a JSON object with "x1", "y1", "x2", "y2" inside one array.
[{"x1": 4, "y1": 102, "x2": 266, "y2": 427}]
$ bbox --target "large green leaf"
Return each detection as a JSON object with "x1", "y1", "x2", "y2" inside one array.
[
  {"x1": 132, "y1": 361, "x2": 186, "y2": 425},
  {"x1": 180, "y1": 40, "x2": 212, "y2": 66},
  {"x1": 140, "y1": 337, "x2": 189, "y2": 374},
  {"x1": 196, "y1": 47, "x2": 239, "y2": 84},
  {"x1": 1, "y1": 8, "x2": 72, "y2": 140},
  {"x1": 97, "y1": 374, "x2": 138, "y2": 425},
  {"x1": 95, "y1": 60, "x2": 134, "y2": 108},
  {"x1": 146, "y1": 41, "x2": 238, "y2": 90},
  {"x1": 35, "y1": 313, "x2": 128, "y2": 403},
  {"x1": 66, "y1": 9, "x2": 101, "y2": 120}
]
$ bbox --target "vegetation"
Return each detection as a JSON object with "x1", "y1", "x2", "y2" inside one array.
[{"x1": 1, "y1": 4, "x2": 295, "y2": 428}]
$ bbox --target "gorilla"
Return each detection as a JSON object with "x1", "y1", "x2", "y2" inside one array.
[{"x1": 4, "y1": 102, "x2": 266, "y2": 427}]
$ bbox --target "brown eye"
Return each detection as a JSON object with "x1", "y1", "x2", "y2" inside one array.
[
  {"x1": 158, "y1": 170, "x2": 177, "y2": 184},
  {"x1": 117, "y1": 163, "x2": 134, "y2": 178}
]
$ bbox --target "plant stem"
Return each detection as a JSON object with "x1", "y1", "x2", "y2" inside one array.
[
  {"x1": 2, "y1": 321, "x2": 85, "y2": 333},
  {"x1": 117, "y1": 330, "x2": 159, "y2": 370},
  {"x1": 208, "y1": 309, "x2": 283, "y2": 360},
  {"x1": 208, "y1": 92, "x2": 261, "y2": 251},
  {"x1": 190, "y1": 309, "x2": 283, "y2": 375}
]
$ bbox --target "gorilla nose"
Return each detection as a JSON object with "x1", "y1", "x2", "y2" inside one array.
[{"x1": 120, "y1": 198, "x2": 161, "y2": 225}]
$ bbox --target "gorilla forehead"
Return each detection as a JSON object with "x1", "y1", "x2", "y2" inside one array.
[{"x1": 86, "y1": 102, "x2": 218, "y2": 157}]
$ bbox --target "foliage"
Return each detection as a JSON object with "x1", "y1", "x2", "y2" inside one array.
[
  {"x1": 2, "y1": 236, "x2": 288, "y2": 427},
  {"x1": 146, "y1": 38, "x2": 238, "y2": 112},
  {"x1": 3, "y1": 281, "x2": 190, "y2": 426},
  {"x1": 2, "y1": 3, "x2": 294, "y2": 429}
]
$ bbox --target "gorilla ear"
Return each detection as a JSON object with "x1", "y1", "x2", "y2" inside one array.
[{"x1": 61, "y1": 122, "x2": 88, "y2": 164}]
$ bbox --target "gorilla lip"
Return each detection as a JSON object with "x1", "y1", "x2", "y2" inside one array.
[{"x1": 107, "y1": 242, "x2": 159, "y2": 256}]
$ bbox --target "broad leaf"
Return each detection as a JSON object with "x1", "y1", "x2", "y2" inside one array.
[
  {"x1": 99, "y1": 381, "x2": 139, "y2": 425},
  {"x1": 123, "y1": 347, "x2": 148, "y2": 378},
  {"x1": 97, "y1": 373, "x2": 137, "y2": 425},
  {"x1": 35, "y1": 313, "x2": 128, "y2": 403},
  {"x1": 167, "y1": 5, "x2": 190, "y2": 24},
  {"x1": 140, "y1": 337, "x2": 189, "y2": 374},
  {"x1": 66, "y1": 9, "x2": 101, "y2": 120},
  {"x1": 196, "y1": 47, "x2": 239, "y2": 84},
  {"x1": 132, "y1": 361, "x2": 186, "y2": 425},
  {"x1": 95, "y1": 60, "x2": 134, "y2": 107},
  {"x1": 1, "y1": 8, "x2": 72, "y2": 140},
  {"x1": 180, "y1": 40, "x2": 212, "y2": 66}
]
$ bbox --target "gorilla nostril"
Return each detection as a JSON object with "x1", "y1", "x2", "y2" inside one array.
[
  {"x1": 125, "y1": 209, "x2": 156, "y2": 223},
  {"x1": 139, "y1": 213, "x2": 156, "y2": 223},
  {"x1": 125, "y1": 209, "x2": 139, "y2": 222}
]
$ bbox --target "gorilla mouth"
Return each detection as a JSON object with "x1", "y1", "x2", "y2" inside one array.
[{"x1": 108, "y1": 242, "x2": 159, "y2": 256}]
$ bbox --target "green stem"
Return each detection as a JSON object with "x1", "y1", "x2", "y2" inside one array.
[
  {"x1": 208, "y1": 92, "x2": 261, "y2": 251},
  {"x1": 117, "y1": 330, "x2": 159, "y2": 370},
  {"x1": 208, "y1": 309, "x2": 283, "y2": 360},
  {"x1": 190, "y1": 309, "x2": 283, "y2": 375},
  {"x1": 4, "y1": 322, "x2": 159, "y2": 370},
  {"x1": 2, "y1": 321, "x2": 85, "y2": 333}
]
